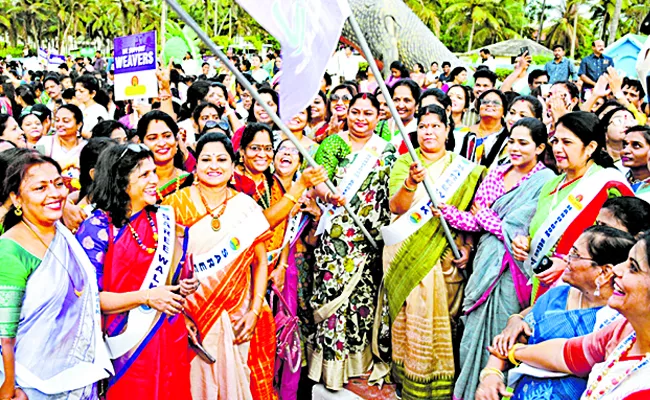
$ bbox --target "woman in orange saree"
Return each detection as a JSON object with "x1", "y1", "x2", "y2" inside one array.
[{"x1": 165, "y1": 132, "x2": 274, "y2": 399}]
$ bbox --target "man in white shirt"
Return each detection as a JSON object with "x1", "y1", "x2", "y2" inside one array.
[
  {"x1": 479, "y1": 48, "x2": 498, "y2": 71},
  {"x1": 340, "y1": 46, "x2": 359, "y2": 82},
  {"x1": 425, "y1": 61, "x2": 439, "y2": 88}
]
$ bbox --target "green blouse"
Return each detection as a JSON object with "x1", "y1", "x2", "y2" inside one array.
[
  {"x1": 314, "y1": 134, "x2": 352, "y2": 180},
  {"x1": 0, "y1": 239, "x2": 41, "y2": 338}
]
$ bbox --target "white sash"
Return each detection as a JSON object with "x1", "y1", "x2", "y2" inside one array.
[
  {"x1": 266, "y1": 212, "x2": 306, "y2": 264},
  {"x1": 105, "y1": 205, "x2": 176, "y2": 359},
  {"x1": 316, "y1": 134, "x2": 389, "y2": 235},
  {"x1": 193, "y1": 203, "x2": 270, "y2": 278},
  {"x1": 525, "y1": 168, "x2": 629, "y2": 271},
  {"x1": 381, "y1": 155, "x2": 476, "y2": 246}
]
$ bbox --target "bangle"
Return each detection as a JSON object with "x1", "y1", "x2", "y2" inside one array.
[
  {"x1": 278, "y1": 263, "x2": 288, "y2": 270},
  {"x1": 144, "y1": 289, "x2": 151, "y2": 307},
  {"x1": 508, "y1": 343, "x2": 524, "y2": 367},
  {"x1": 252, "y1": 308, "x2": 260, "y2": 317},
  {"x1": 256, "y1": 293, "x2": 265, "y2": 302},
  {"x1": 403, "y1": 178, "x2": 417, "y2": 192},
  {"x1": 508, "y1": 313, "x2": 525, "y2": 322},
  {"x1": 479, "y1": 367, "x2": 505, "y2": 383},
  {"x1": 284, "y1": 193, "x2": 298, "y2": 204}
]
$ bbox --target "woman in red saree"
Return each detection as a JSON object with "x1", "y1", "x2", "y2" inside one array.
[
  {"x1": 76, "y1": 143, "x2": 198, "y2": 400},
  {"x1": 165, "y1": 132, "x2": 274, "y2": 399}
]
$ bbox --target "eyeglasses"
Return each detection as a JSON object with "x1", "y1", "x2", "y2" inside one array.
[
  {"x1": 118, "y1": 143, "x2": 149, "y2": 160},
  {"x1": 330, "y1": 94, "x2": 352, "y2": 103},
  {"x1": 277, "y1": 146, "x2": 300, "y2": 155},
  {"x1": 248, "y1": 144, "x2": 274, "y2": 153},
  {"x1": 565, "y1": 249, "x2": 594, "y2": 263},
  {"x1": 611, "y1": 116, "x2": 635, "y2": 127},
  {"x1": 480, "y1": 99, "x2": 502, "y2": 107}
]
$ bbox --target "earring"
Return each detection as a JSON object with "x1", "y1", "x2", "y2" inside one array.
[
  {"x1": 193, "y1": 173, "x2": 199, "y2": 185},
  {"x1": 594, "y1": 280, "x2": 601, "y2": 297},
  {"x1": 14, "y1": 205, "x2": 22, "y2": 216}
]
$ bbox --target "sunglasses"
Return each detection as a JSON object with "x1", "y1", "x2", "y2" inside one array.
[
  {"x1": 203, "y1": 119, "x2": 231, "y2": 133},
  {"x1": 277, "y1": 146, "x2": 300, "y2": 155},
  {"x1": 118, "y1": 143, "x2": 149, "y2": 160},
  {"x1": 330, "y1": 94, "x2": 352, "y2": 103}
]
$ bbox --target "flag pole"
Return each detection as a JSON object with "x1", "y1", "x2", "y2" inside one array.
[
  {"x1": 346, "y1": 12, "x2": 461, "y2": 259},
  {"x1": 163, "y1": 0, "x2": 379, "y2": 249}
]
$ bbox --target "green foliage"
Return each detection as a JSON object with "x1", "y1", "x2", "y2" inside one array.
[
  {"x1": 0, "y1": 43, "x2": 25, "y2": 58},
  {"x1": 495, "y1": 67, "x2": 513, "y2": 81},
  {"x1": 532, "y1": 54, "x2": 553, "y2": 65}
]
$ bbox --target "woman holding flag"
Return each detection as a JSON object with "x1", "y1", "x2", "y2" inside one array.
[
  {"x1": 76, "y1": 143, "x2": 198, "y2": 400},
  {"x1": 511, "y1": 112, "x2": 633, "y2": 303},
  {"x1": 308, "y1": 93, "x2": 396, "y2": 390},
  {"x1": 383, "y1": 104, "x2": 485, "y2": 399}
]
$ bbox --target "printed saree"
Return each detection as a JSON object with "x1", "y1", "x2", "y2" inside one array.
[
  {"x1": 384, "y1": 151, "x2": 484, "y2": 400},
  {"x1": 164, "y1": 188, "x2": 276, "y2": 400},
  {"x1": 453, "y1": 166, "x2": 555, "y2": 400}
]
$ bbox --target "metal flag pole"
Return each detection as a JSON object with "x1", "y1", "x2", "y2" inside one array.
[
  {"x1": 346, "y1": 12, "x2": 461, "y2": 258},
  {"x1": 163, "y1": 0, "x2": 378, "y2": 249}
]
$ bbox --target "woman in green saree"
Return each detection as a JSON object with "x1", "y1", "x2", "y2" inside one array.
[{"x1": 383, "y1": 105, "x2": 485, "y2": 399}]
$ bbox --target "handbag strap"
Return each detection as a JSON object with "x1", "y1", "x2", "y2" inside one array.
[{"x1": 270, "y1": 284, "x2": 296, "y2": 318}]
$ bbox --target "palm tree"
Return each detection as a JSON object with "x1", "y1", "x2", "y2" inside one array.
[
  {"x1": 444, "y1": 0, "x2": 502, "y2": 52},
  {"x1": 608, "y1": 0, "x2": 623, "y2": 45},
  {"x1": 544, "y1": 0, "x2": 590, "y2": 59}
]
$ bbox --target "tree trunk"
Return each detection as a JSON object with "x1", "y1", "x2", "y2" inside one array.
[
  {"x1": 161, "y1": 1, "x2": 167, "y2": 49},
  {"x1": 570, "y1": 2, "x2": 578, "y2": 59},
  {"x1": 467, "y1": 19, "x2": 475, "y2": 53},
  {"x1": 213, "y1": 0, "x2": 218, "y2": 36},
  {"x1": 537, "y1": 0, "x2": 547, "y2": 43},
  {"x1": 204, "y1": 0, "x2": 209, "y2": 33},
  {"x1": 608, "y1": 0, "x2": 622, "y2": 46}
]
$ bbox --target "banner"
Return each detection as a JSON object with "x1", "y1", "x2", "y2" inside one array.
[
  {"x1": 113, "y1": 31, "x2": 158, "y2": 101},
  {"x1": 235, "y1": 0, "x2": 351, "y2": 123},
  {"x1": 48, "y1": 54, "x2": 66, "y2": 68}
]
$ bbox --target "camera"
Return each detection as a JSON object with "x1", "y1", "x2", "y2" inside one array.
[{"x1": 533, "y1": 256, "x2": 554, "y2": 275}]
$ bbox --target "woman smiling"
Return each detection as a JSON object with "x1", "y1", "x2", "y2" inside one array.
[
  {"x1": 383, "y1": 105, "x2": 485, "y2": 399},
  {"x1": 512, "y1": 112, "x2": 633, "y2": 303}
]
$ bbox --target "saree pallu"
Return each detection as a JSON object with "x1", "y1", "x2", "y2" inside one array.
[
  {"x1": 528, "y1": 166, "x2": 632, "y2": 302},
  {"x1": 2, "y1": 224, "x2": 112, "y2": 400},
  {"x1": 384, "y1": 152, "x2": 484, "y2": 400},
  {"x1": 103, "y1": 208, "x2": 191, "y2": 400},
  {"x1": 453, "y1": 167, "x2": 555, "y2": 400},
  {"x1": 156, "y1": 172, "x2": 193, "y2": 202},
  {"x1": 164, "y1": 189, "x2": 276, "y2": 400},
  {"x1": 512, "y1": 286, "x2": 599, "y2": 400}
]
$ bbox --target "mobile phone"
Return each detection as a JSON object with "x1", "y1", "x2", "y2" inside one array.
[
  {"x1": 540, "y1": 84, "x2": 551, "y2": 98},
  {"x1": 520, "y1": 46, "x2": 529, "y2": 56},
  {"x1": 533, "y1": 256, "x2": 553, "y2": 275}
]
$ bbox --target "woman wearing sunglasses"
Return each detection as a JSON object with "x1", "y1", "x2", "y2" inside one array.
[
  {"x1": 309, "y1": 93, "x2": 396, "y2": 390},
  {"x1": 136, "y1": 110, "x2": 194, "y2": 201},
  {"x1": 76, "y1": 143, "x2": 198, "y2": 400},
  {"x1": 459, "y1": 89, "x2": 510, "y2": 168},
  {"x1": 313, "y1": 84, "x2": 356, "y2": 143},
  {"x1": 163, "y1": 133, "x2": 273, "y2": 399},
  {"x1": 0, "y1": 150, "x2": 112, "y2": 400},
  {"x1": 511, "y1": 112, "x2": 633, "y2": 304},
  {"x1": 600, "y1": 107, "x2": 638, "y2": 168}
]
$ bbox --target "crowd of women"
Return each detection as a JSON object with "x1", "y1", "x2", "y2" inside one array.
[{"x1": 1, "y1": 51, "x2": 650, "y2": 400}]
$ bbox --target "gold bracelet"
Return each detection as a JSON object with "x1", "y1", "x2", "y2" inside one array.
[
  {"x1": 252, "y1": 308, "x2": 260, "y2": 317},
  {"x1": 278, "y1": 263, "x2": 289, "y2": 270},
  {"x1": 479, "y1": 367, "x2": 505, "y2": 383},
  {"x1": 145, "y1": 289, "x2": 151, "y2": 307},
  {"x1": 284, "y1": 193, "x2": 298, "y2": 204},
  {"x1": 508, "y1": 313, "x2": 525, "y2": 322},
  {"x1": 508, "y1": 343, "x2": 524, "y2": 366},
  {"x1": 403, "y1": 178, "x2": 417, "y2": 192},
  {"x1": 256, "y1": 293, "x2": 265, "y2": 302}
]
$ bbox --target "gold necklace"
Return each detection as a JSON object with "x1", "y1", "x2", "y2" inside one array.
[
  {"x1": 197, "y1": 185, "x2": 230, "y2": 231},
  {"x1": 244, "y1": 169, "x2": 270, "y2": 209},
  {"x1": 156, "y1": 169, "x2": 181, "y2": 201},
  {"x1": 22, "y1": 221, "x2": 84, "y2": 298}
]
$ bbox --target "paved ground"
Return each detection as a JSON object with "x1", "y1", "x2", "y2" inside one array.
[{"x1": 312, "y1": 374, "x2": 396, "y2": 399}]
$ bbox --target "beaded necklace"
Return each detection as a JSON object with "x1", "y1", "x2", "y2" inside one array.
[
  {"x1": 126, "y1": 211, "x2": 158, "y2": 254},
  {"x1": 156, "y1": 170, "x2": 181, "y2": 201},
  {"x1": 584, "y1": 333, "x2": 650, "y2": 399}
]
